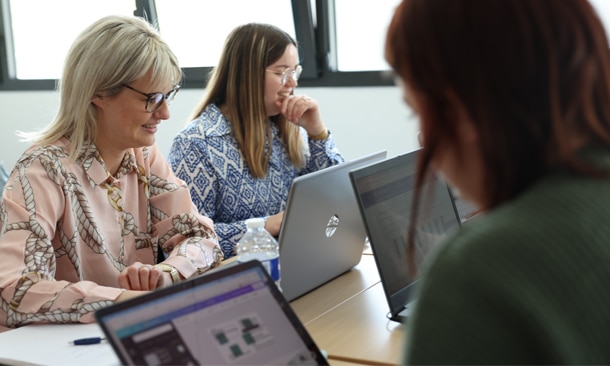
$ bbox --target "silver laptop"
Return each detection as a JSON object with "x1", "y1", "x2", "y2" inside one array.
[
  {"x1": 349, "y1": 149, "x2": 461, "y2": 322},
  {"x1": 279, "y1": 150, "x2": 387, "y2": 301},
  {"x1": 95, "y1": 260, "x2": 328, "y2": 365}
]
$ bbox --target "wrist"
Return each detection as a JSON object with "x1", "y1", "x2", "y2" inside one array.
[
  {"x1": 308, "y1": 129, "x2": 329, "y2": 140},
  {"x1": 155, "y1": 263, "x2": 180, "y2": 284}
]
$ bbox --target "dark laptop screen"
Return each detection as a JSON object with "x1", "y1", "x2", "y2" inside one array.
[{"x1": 350, "y1": 150, "x2": 461, "y2": 319}]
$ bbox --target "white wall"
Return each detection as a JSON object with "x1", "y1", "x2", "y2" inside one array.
[{"x1": 0, "y1": 86, "x2": 419, "y2": 170}]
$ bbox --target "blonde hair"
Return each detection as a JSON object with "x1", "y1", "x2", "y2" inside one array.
[
  {"x1": 190, "y1": 23, "x2": 305, "y2": 178},
  {"x1": 20, "y1": 15, "x2": 182, "y2": 161}
]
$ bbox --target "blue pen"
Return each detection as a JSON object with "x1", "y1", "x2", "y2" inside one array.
[{"x1": 70, "y1": 337, "x2": 106, "y2": 345}]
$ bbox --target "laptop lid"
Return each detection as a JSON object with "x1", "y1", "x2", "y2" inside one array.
[
  {"x1": 278, "y1": 150, "x2": 387, "y2": 301},
  {"x1": 95, "y1": 260, "x2": 328, "y2": 365},
  {"x1": 349, "y1": 149, "x2": 461, "y2": 322}
]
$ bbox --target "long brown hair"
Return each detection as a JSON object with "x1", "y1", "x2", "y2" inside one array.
[
  {"x1": 385, "y1": 0, "x2": 610, "y2": 276},
  {"x1": 190, "y1": 23, "x2": 305, "y2": 178}
]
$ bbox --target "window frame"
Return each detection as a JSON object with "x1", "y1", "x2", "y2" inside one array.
[{"x1": 0, "y1": 0, "x2": 394, "y2": 91}]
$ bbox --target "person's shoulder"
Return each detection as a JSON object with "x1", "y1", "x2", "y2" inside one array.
[
  {"x1": 417, "y1": 208, "x2": 536, "y2": 299},
  {"x1": 17, "y1": 139, "x2": 70, "y2": 165},
  {"x1": 515, "y1": 171, "x2": 610, "y2": 225},
  {"x1": 10, "y1": 139, "x2": 77, "y2": 184},
  {"x1": 450, "y1": 190, "x2": 561, "y2": 254},
  {"x1": 178, "y1": 104, "x2": 231, "y2": 140},
  {"x1": 438, "y1": 174, "x2": 610, "y2": 265},
  {"x1": 425, "y1": 195, "x2": 545, "y2": 275}
]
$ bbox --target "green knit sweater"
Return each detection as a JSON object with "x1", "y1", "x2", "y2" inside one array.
[{"x1": 403, "y1": 148, "x2": 610, "y2": 365}]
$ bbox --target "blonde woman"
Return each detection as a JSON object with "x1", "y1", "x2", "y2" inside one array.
[{"x1": 0, "y1": 15, "x2": 223, "y2": 328}]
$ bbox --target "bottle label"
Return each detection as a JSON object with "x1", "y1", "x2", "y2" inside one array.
[{"x1": 261, "y1": 256, "x2": 281, "y2": 282}]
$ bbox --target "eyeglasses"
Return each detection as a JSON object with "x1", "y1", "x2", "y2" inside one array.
[
  {"x1": 122, "y1": 84, "x2": 180, "y2": 113},
  {"x1": 266, "y1": 65, "x2": 303, "y2": 86}
]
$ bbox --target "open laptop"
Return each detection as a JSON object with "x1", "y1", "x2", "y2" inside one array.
[
  {"x1": 349, "y1": 149, "x2": 462, "y2": 323},
  {"x1": 95, "y1": 260, "x2": 328, "y2": 365},
  {"x1": 279, "y1": 150, "x2": 387, "y2": 301}
]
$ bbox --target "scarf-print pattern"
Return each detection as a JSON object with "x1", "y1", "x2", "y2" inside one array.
[{"x1": 0, "y1": 140, "x2": 222, "y2": 327}]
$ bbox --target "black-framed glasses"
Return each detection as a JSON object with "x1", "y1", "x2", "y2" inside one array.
[
  {"x1": 123, "y1": 84, "x2": 180, "y2": 113},
  {"x1": 266, "y1": 65, "x2": 303, "y2": 86}
]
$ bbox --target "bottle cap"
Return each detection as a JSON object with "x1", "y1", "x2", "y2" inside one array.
[{"x1": 245, "y1": 217, "x2": 265, "y2": 229}]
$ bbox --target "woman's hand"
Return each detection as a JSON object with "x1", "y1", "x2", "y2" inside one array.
[
  {"x1": 275, "y1": 95, "x2": 327, "y2": 137},
  {"x1": 264, "y1": 211, "x2": 285, "y2": 237},
  {"x1": 118, "y1": 262, "x2": 171, "y2": 290}
]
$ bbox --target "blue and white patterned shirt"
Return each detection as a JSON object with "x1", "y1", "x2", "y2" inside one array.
[{"x1": 168, "y1": 104, "x2": 344, "y2": 258}]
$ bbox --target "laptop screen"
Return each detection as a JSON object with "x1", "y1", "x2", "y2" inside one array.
[
  {"x1": 350, "y1": 150, "x2": 461, "y2": 320},
  {"x1": 95, "y1": 260, "x2": 327, "y2": 365}
]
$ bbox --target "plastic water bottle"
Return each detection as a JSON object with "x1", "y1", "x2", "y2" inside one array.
[{"x1": 237, "y1": 217, "x2": 281, "y2": 290}]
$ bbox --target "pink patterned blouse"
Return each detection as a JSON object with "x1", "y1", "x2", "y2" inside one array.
[{"x1": 0, "y1": 138, "x2": 223, "y2": 327}]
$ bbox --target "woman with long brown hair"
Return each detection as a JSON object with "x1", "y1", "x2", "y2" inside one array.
[{"x1": 169, "y1": 23, "x2": 344, "y2": 258}]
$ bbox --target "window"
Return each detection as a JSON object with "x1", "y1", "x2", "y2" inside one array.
[
  {"x1": 590, "y1": 0, "x2": 610, "y2": 42},
  {"x1": 6, "y1": 0, "x2": 135, "y2": 80},
  {"x1": 334, "y1": 0, "x2": 402, "y2": 71},
  {"x1": 155, "y1": 0, "x2": 296, "y2": 68},
  {"x1": 0, "y1": 0, "x2": 400, "y2": 90}
]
